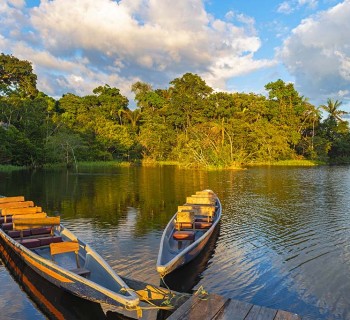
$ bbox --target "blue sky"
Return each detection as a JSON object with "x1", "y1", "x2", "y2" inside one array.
[{"x1": 1, "y1": 0, "x2": 349, "y2": 110}]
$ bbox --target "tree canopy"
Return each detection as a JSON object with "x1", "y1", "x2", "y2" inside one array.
[{"x1": 1, "y1": 53, "x2": 349, "y2": 168}]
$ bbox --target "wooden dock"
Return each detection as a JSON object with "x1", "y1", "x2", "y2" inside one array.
[
  {"x1": 121, "y1": 276, "x2": 302, "y2": 320},
  {"x1": 167, "y1": 293, "x2": 302, "y2": 320}
]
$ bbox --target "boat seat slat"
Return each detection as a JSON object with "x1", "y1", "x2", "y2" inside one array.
[
  {"x1": 8, "y1": 229, "x2": 31, "y2": 238},
  {"x1": 0, "y1": 201, "x2": 34, "y2": 209},
  {"x1": 173, "y1": 231, "x2": 195, "y2": 241},
  {"x1": 38, "y1": 236, "x2": 63, "y2": 246},
  {"x1": 195, "y1": 221, "x2": 212, "y2": 229},
  {"x1": 1, "y1": 222, "x2": 13, "y2": 231},
  {"x1": 50, "y1": 241, "x2": 81, "y2": 268},
  {"x1": 31, "y1": 226, "x2": 52, "y2": 236},
  {"x1": 19, "y1": 238, "x2": 41, "y2": 249},
  {"x1": 0, "y1": 196, "x2": 25, "y2": 204}
]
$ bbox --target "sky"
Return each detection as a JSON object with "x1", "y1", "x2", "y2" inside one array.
[{"x1": 1, "y1": 0, "x2": 350, "y2": 110}]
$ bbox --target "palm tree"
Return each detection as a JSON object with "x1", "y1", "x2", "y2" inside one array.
[{"x1": 320, "y1": 99, "x2": 348, "y2": 122}]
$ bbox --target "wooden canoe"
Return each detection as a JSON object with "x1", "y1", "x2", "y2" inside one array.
[
  {"x1": 156, "y1": 190, "x2": 222, "y2": 276},
  {"x1": 0, "y1": 196, "x2": 139, "y2": 312}
]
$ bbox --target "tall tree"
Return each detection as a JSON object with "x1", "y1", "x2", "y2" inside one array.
[
  {"x1": 320, "y1": 99, "x2": 348, "y2": 122},
  {"x1": 168, "y1": 73, "x2": 213, "y2": 130},
  {"x1": 0, "y1": 53, "x2": 38, "y2": 98}
]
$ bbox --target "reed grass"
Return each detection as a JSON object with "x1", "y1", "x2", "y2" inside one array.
[
  {"x1": 247, "y1": 159, "x2": 323, "y2": 167},
  {"x1": 0, "y1": 165, "x2": 25, "y2": 172}
]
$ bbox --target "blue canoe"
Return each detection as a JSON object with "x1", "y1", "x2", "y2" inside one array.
[{"x1": 156, "y1": 190, "x2": 222, "y2": 276}]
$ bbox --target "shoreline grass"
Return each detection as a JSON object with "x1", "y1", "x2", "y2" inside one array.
[
  {"x1": 247, "y1": 159, "x2": 324, "y2": 167},
  {"x1": 0, "y1": 164, "x2": 26, "y2": 172},
  {"x1": 0, "y1": 159, "x2": 327, "y2": 172}
]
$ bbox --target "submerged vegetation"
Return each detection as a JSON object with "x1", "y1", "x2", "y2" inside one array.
[{"x1": 1, "y1": 53, "x2": 350, "y2": 169}]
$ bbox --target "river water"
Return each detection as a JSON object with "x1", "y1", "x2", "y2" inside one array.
[{"x1": 1, "y1": 165, "x2": 350, "y2": 319}]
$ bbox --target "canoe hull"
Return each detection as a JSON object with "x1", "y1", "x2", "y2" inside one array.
[
  {"x1": 156, "y1": 190, "x2": 222, "y2": 276},
  {"x1": 0, "y1": 226, "x2": 139, "y2": 309}
]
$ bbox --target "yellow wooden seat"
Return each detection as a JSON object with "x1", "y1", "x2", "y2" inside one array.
[
  {"x1": 178, "y1": 205, "x2": 215, "y2": 222},
  {"x1": 50, "y1": 241, "x2": 89, "y2": 277},
  {"x1": 175, "y1": 211, "x2": 195, "y2": 231},
  {"x1": 2, "y1": 207, "x2": 42, "y2": 216},
  {"x1": 0, "y1": 201, "x2": 34, "y2": 210},
  {"x1": 186, "y1": 196, "x2": 215, "y2": 205},
  {"x1": 0, "y1": 196, "x2": 25, "y2": 204},
  {"x1": 13, "y1": 216, "x2": 60, "y2": 230}
]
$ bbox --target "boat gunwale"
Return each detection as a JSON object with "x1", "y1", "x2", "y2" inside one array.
[{"x1": 156, "y1": 193, "x2": 222, "y2": 275}]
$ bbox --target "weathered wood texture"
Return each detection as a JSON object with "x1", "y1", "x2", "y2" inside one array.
[
  {"x1": 167, "y1": 293, "x2": 302, "y2": 320},
  {"x1": 0, "y1": 201, "x2": 34, "y2": 209},
  {"x1": 167, "y1": 293, "x2": 227, "y2": 320},
  {"x1": 1, "y1": 206, "x2": 42, "y2": 215}
]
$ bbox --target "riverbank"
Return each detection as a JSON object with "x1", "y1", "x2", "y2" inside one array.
[{"x1": 0, "y1": 159, "x2": 324, "y2": 172}]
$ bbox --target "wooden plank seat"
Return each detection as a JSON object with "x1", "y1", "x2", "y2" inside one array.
[
  {"x1": 8, "y1": 226, "x2": 52, "y2": 239},
  {"x1": 1, "y1": 206, "x2": 42, "y2": 216},
  {"x1": 195, "y1": 217, "x2": 213, "y2": 223},
  {"x1": 1, "y1": 212, "x2": 54, "y2": 232},
  {"x1": 173, "y1": 231, "x2": 195, "y2": 241},
  {"x1": 19, "y1": 238, "x2": 41, "y2": 249},
  {"x1": 186, "y1": 196, "x2": 215, "y2": 205},
  {"x1": 176, "y1": 222, "x2": 193, "y2": 229},
  {"x1": 38, "y1": 236, "x2": 63, "y2": 246},
  {"x1": 175, "y1": 211, "x2": 195, "y2": 231},
  {"x1": 10, "y1": 216, "x2": 60, "y2": 240},
  {"x1": 194, "y1": 221, "x2": 212, "y2": 229},
  {"x1": 1, "y1": 222, "x2": 13, "y2": 230},
  {"x1": 31, "y1": 226, "x2": 52, "y2": 236},
  {"x1": 19, "y1": 236, "x2": 63, "y2": 249},
  {"x1": 8, "y1": 229, "x2": 31, "y2": 238},
  {"x1": 0, "y1": 196, "x2": 25, "y2": 204},
  {"x1": 0, "y1": 211, "x2": 47, "y2": 224},
  {"x1": 0, "y1": 216, "x2": 12, "y2": 224},
  {"x1": 13, "y1": 217, "x2": 60, "y2": 230},
  {"x1": 178, "y1": 205, "x2": 216, "y2": 222},
  {"x1": 50, "y1": 241, "x2": 90, "y2": 277},
  {"x1": 176, "y1": 221, "x2": 212, "y2": 230},
  {"x1": 0, "y1": 201, "x2": 34, "y2": 209}
]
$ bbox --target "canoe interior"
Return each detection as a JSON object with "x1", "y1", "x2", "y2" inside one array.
[{"x1": 157, "y1": 190, "x2": 222, "y2": 275}]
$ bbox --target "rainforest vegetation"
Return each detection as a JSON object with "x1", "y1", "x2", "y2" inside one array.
[{"x1": 1, "y1": 53, "x2": 349, "y2": 168}]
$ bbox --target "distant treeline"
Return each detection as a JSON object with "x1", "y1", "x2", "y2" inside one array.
[{"x1": 1, "y1": 53, "x2": 349, "y2": 168}]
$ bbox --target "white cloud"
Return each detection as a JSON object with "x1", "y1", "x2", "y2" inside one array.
[
  {"x1": 0, "y1": 0, "x2": 273, "y2": 99},
  {"x1": 277, "y1": 0, "x2": 319, "y2": 14},
  {"x1": 277, "y1": 2, "x2": 295, "y2": 14},
  {"x1": 278, "y1": 0, "x2": 350, "y2": 104},
  {"x1": 7, "y1": 0, "x2": 25, "y2": 8}
]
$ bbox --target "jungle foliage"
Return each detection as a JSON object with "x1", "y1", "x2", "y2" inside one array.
[{"x1": 1, "y1": 53, "x2": 349, "y2": 168}]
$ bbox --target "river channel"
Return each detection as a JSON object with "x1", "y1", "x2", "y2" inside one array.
[{"x1": 1, "y1": 165, "x2": 350, "y2": 319}]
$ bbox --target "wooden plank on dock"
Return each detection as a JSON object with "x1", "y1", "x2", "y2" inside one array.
[
  {"x1": 167, "y1": 293, "x2": 227, "y2": 320},
  {"x1": 214, "y1": 299, "x2": 253, "y2": 320},
  {"x1": 274, "y1": 310, "x2": 302, "y2": 320},
  {"x1": 244, "y1": 305, "x2": 277, "y2": 320}
]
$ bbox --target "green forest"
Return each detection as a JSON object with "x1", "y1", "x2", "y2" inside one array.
[{"x1": 1, "y1": 53, "x2": 350, "y2": 169}]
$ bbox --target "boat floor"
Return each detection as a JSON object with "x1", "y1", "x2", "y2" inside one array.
[
  {"x1": 168, "y1": 229, "x2": 206, "y2": 254},
  {"x1": 33, "y1": 246, "x2": 79, "y2": 271}
]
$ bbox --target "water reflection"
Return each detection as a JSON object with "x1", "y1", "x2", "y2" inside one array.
[{"x1": 1, "y1": 166, "x2": 350, "y2": 319}]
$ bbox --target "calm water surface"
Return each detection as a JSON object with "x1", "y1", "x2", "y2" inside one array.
[{"x1": 1, "y1": 165, "x2": 350, "y2": 319}]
